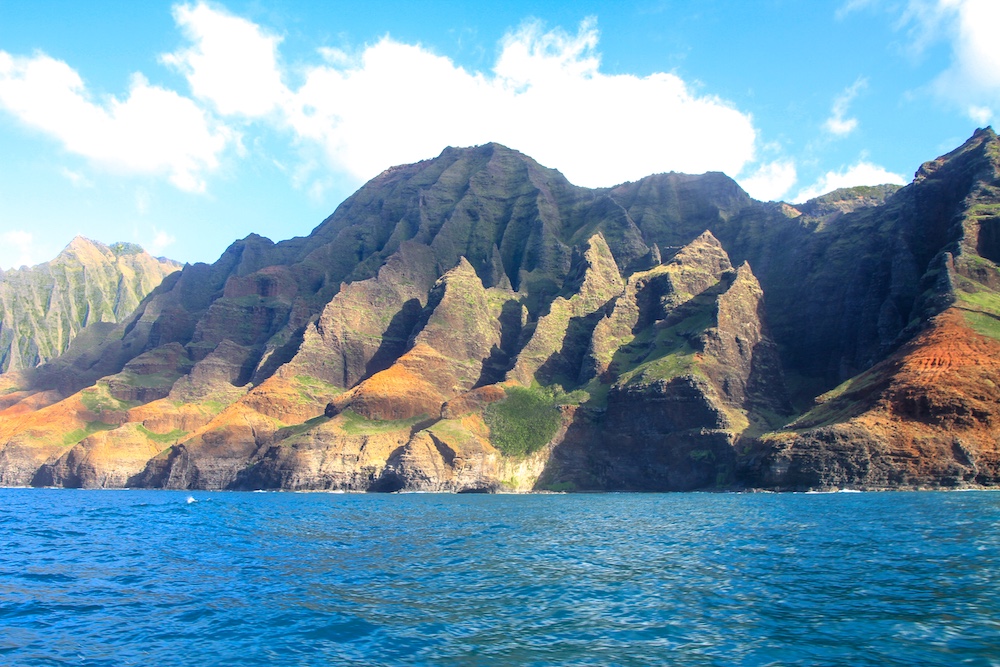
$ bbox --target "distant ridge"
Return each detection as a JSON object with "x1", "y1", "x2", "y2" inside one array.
[
  {"x1": 1, "y1": 129, "x2": 1000, "y2": 492},
  {"x1": 0, "y1": 237, "x2": 181, "y2": 372}
]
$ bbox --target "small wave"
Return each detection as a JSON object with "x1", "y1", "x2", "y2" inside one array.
[{"x1": 186, "y1": 496, "x2": 196, "y2": 504}]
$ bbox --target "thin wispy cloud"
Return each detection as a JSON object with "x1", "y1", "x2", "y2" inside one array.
[
  {"x1": 59, "y1": 167, "x2": 93, "y2": 188},
  {"x1": 825, "y1": 78, "x2": 868, "y2": 136},
  {"x1": 0, "y1": 230, "x2": 41, "y2": 269},
  {"x1": 147, "y1": 228, "x2": 177, "y2": 256}
]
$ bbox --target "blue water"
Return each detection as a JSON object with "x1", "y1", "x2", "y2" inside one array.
[{"x1": 1, "y1": 490, "x2": 999, "y2": 666}]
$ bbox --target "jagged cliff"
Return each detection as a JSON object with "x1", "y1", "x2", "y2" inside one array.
[
  {"x1": 3, "y1": 129, "x2": 1000, "y2": 491},
  {"x1": 0, "y1": 238, "x2": 181, "y2": 372}
]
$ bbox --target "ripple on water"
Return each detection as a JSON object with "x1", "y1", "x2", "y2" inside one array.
[{"x1": 1, "y1": 489, "x2": 1000, "y2": 666}]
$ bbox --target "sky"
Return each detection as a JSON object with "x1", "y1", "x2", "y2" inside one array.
[{"x1": 0, "y1": 0, "x2": 998, "y2": 270}]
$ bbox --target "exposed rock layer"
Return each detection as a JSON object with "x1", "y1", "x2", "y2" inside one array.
[{"x1": 2, "y1": 129, "x2": 1000, "y2": 491}]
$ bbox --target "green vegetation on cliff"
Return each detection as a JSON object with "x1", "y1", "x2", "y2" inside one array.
[
  {"x1": 2, "y1": 129, "x2": 1000, "y2": 492},
  {"x1": 0, "y1": 237, "x2": 180, "y2": 372},
  {"x1": 483, "y1": 386, "x2": 561, "y2": 456}
]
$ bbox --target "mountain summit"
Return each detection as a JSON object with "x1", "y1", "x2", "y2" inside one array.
[
  {"x1": 2, "y1": 130, "x2": 1000, "y2": 491},
  {"x1": 0, "y1": 237, "x2": 181, "y2": 373}
]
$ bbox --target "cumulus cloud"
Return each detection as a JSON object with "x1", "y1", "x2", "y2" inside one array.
[
  {"x1": 968, "y1": 105, "x2": 994, "y2": 125},
  {"x1": 1, "y1": 2, "x2": 770, "y2": 195},
  {"x1": 0, "y1": 51, "x2": 232, "y2": 192},
  {"x1": 162, "y1": 2, "x2": 288, "y2": 118},
  {"x1": 793, "y1": 161, "x2": 907, "y2": 203},
  {"x1": 164, "y1": 5, "x2": 760, "y2": 189},
  {"x1": 0, "y1": 230, "x2": 42, "y2": 270},
  {"x1": 737, "y1": 160, "x2": 798, "y2": 201},
  {"x1": 824, "y1": 78, "x2": 867, "y2": 136}
]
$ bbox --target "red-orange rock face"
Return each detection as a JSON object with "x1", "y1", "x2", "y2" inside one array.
[
  {"x1": 3, "y1": 131, "x2": 1000, "y2": 491},
  {"x1": 745, "y1": 310, "x2": 1000, "y2": 489}
]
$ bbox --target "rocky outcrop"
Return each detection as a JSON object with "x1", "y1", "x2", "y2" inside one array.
[
  {"x1": 3, "y1": 129, "x2": 1000, "y2": 491},
  {"x1": 0, "y1": 237, "x2": 180, "y2": 372},
  {"x1": 509, "y1": 233, "x2": 623, "y2": 386},
  {"x1": 332, "y1": 256, "x2": 512, "y2": 420},
  {"x1": 538, "y1": 232, "x2": 789, "y2": 490},
  {"x1": 34, "y1": 424, "x2": 163, "y2": 489},
  {"x1": 743, "y1": 310, "x2": 1000, "y2": 489},
  {"x1": 282, "y1": 242, "x2": 439, "y2": 389}
]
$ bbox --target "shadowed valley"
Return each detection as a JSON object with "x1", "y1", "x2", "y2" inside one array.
[{"x1": 3, "y1": 129, "x2": 1000, "y2": 491}]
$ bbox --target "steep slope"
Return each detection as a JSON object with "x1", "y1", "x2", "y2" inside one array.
[
  {"x1": 508, "y1": 233, "x2": 623, "y2": 387},
  {"x1": 743, "y1": 310, "x2": 1000, "y2": 489},
  {"x1": 1, "y1": 129, "x2": 1000, "y2": 491},
  {"x1": 535, "y1": 232, "x2": 789, "y2": 490},
  {"x1": 0, "y1": 237, "x2": 180, "y2": 372},
  {"x1": 741, "y1": 128, "x2": 1000, "y2": 489}
]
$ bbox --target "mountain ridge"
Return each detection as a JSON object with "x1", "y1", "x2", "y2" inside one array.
[
  {"x1": 0, "y1": 237, "x2": 181, "y2": 373},
  {"x1": 2, "y1": 128, "x2": 999, "y2": 491}
]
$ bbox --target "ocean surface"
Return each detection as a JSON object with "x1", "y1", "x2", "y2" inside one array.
[{"x1": 1, "y1": 490, "x2": 999, "y2": 666}]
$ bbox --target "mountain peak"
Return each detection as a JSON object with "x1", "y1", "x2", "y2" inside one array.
[
  {"x1": 62, "y1": 234, "x2": 100, "y2": 252},
  {"x1": 60, "y1": 237, "x2": 151, "y2": 259},
  {"x1": 915, "y1": 124, "x2": 1000, "y2": 182},
  {"x1": 0, "y1": 236, "x2": 181, "y2": 373},
  {"x1": 4, "y1": 131, "x2": 1000, "y2": 492},
  {"x1": 667, "y1": 229, "x2": 731, "y2": 275}
]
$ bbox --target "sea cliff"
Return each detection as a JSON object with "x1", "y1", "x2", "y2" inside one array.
[{"x1": 3, "y1": 129, "x2": 1000, "y2": 491}]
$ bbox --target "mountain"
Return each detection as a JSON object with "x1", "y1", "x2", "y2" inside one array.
[
  {"x1": 1, "y1": 129, "x2": 999, "y2": 491},
  {"x1": 0, "y1": 238, "x2": 181, "y2": 373}
]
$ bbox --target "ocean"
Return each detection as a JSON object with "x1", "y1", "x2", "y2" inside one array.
[{"x1": 1, "y1": 489, "x2": 998, "y2": 666}]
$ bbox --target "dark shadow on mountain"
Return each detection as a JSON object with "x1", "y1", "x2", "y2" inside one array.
[
  {"x1": 534, "y1": 310, "x2": 607, "y2": 389},
  {"x1": 362, "y1": 298, "x2": 425, "y2": 382},
  {"x1": 475, "y1": 298, "x2": 525, "y2": 387}
]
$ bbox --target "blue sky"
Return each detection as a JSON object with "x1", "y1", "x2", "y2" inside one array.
[{"x1": 1, "y1": 0, "x2": 998, "y2": 270}]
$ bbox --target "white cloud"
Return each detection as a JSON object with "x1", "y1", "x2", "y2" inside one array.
[
  {"x1": 737, "y1": 160, "x2": 798, "y2": 201},
  {"x1": 793, "y1": 161, "x2": 907, "y2": 203},
  {"x1": 931, "y1": 0, "x2": 1000, "y2": 122},
  {"x1": 968, "y1": 105, "x2": 993, "y2": 125},
  {"x1": 166, "y1": 6, "x2": 760, "y2": 189},
  {"x1": 145, "y1": 227, "x2": 177, "y2": 256},
  {"x1": 824, "y1": 78, "x2": 867, "y2": 136},
  {"x1": 825, "y1": 116, "x2": 858, "y2": 137},
  {"x1": 0, "y1": 51, "x2": 232, "y2": 192},
  {"x1": 836, "y1": 0, "x2": 879, "y2": 20},
  {"x1": 59, "y1": 167, "x2": 92, "y2": 188},
  {"x1": 0, "y1": 3, "x2": 770, "y2": 197},
  {"x1": 0, "y1": 230, "x2": 42, "y2": 270},
  {"x1": 845, "y1": 1, "x2": 1000, "y2": 123},
  {"x1": 162, "y1": 2, "x2": 288, "y2": 118}
]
